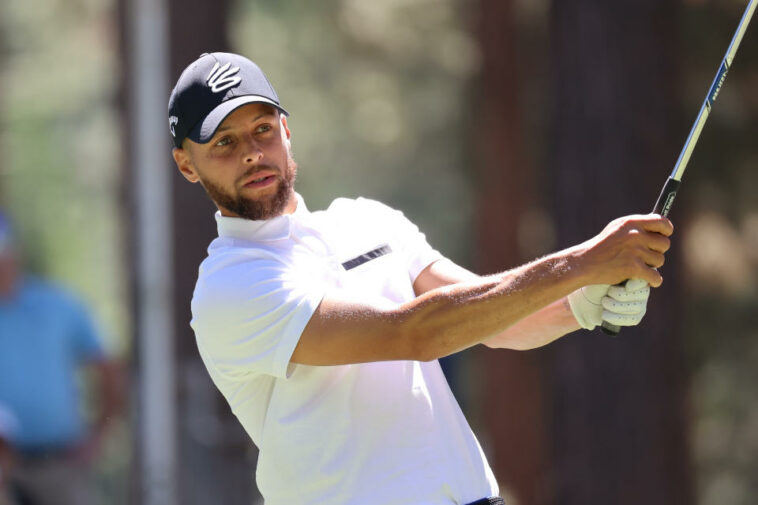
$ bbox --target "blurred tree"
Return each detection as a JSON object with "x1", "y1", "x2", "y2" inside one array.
[
  {"x1": 546, "y1": 1, "x2": 692, "y2": 504},
  {"x1": 119, "y1": 0, "x2": 259, "y2": 503},
  {"x1": 472, "y1": 1, "x2": 550, "y2": 504},
  {"x1": 0, "y1": 6, "x2": 5, "y2": 199},
  {"x1": 2, "y1": 0, "x2": 128, "y2": 502},
  {"x1": 676, "y1": 4, "x2": 758, "y2": 504},
  {"x1": 166, "y1": 3, "x2": 262, "y2": 505}
]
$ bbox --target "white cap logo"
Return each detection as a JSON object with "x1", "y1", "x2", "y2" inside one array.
[
  {"x1": 169, "y1": 116, "x2": 178, "y2": 137},
  {"x1": 206, "y1": 62, "x2": 241, "y2": 93}
]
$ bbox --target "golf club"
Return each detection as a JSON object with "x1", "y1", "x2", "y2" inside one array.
[{"x1": 602, "y1": 0, "x2": 758, "y2": 335}]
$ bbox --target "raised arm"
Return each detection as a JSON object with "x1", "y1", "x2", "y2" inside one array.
[{"x1": 291, "y1": 214, "x2": 673, "y2": 365}]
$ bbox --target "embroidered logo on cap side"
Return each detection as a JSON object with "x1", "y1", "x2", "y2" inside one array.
[
  {"x1": 206, "y1": 62, "x2": 241, "y2": 93},
  {"x1": 169, "y1": 116, "x2": 178, "y2": 137}
]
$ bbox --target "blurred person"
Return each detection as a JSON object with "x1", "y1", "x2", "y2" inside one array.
[
  {"x1": 168, "y1": 52, "x2": 673, "y2": 505},
  {"x1": 0, "y1": 212, "x2": 123, "y2": 505}
]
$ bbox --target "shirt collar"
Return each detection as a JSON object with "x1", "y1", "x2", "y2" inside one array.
[{"x1": 215, "y1": 193, "x2": 309, "y2": 241}]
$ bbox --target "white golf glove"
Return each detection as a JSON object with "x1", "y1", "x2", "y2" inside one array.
[{"x1": 567, "y1": 278, "x2": 650, "y2": 330}]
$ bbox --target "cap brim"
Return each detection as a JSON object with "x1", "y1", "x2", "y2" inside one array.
[{"x1": 187, "y1": 95, "x2": 289, "y2": 145}]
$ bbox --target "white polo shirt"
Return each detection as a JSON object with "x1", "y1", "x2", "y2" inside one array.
[{"x1": 190, "y1": 194, "x2": 498, "y2": 505}]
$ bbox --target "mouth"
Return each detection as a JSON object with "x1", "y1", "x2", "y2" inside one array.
[{"x1": 242, "y1": 172, "x2": 278, "y2": 188}]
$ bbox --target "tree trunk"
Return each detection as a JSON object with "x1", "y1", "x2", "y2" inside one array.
[
  {"x1": 474, "y1": 1, "x2": 550, "y2": 503},
  {"x1": 120, "y1": 0, "x2": 259, "y2": 503},
  {"x1": 547, "y1": 1, "x2": 692, "y2": 504},
  {"x1": 165, "y1": 3, "x2": 263, "y2": 505}
]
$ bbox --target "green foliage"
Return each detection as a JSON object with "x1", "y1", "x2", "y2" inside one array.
[
  {"x1": 0, "y1": 2, "x2": 128, "y2": 500},
  {"x1": 0, "y1": 0, "x2": 126, "y2": 354},
  {"x1": 229, "y1": 0, "x2": 480, "y2": 266}
]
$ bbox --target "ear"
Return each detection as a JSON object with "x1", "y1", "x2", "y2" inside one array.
[
  {"x1": 281, "y1": 115, "x2": 291, "y2": 146},
  {"x1": 173, "y1": 147, "x2": 200, "y2": 183}
]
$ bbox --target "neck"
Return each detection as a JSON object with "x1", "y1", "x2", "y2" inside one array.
[{"x1": 282, "y1": 191, "x2": 298, "y2": 215}]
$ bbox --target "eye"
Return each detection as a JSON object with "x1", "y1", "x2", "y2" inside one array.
[
  {"x1": 255, "y1": 123, "x2": 273, "y2": 134},
  {"x1": 215, "y1": 136, "x2": 233, "y2": 147}
]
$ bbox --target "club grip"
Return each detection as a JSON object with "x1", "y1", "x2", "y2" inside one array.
[
  {"x1": 601, "y1": 320, "x2": 621, "y2": 336},
  {"x1": 602, "y1": 177, "x2": 681, "y2": 337},
  {"x1": 652, "y1": 177, "x2": 681, "y2": 218}
]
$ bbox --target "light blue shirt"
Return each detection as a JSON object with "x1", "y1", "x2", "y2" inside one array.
[{"x1": 0, "y1": 276, "x2": 104, "y2": 450}]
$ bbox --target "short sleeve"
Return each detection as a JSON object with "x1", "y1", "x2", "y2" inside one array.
[
  {"x1": 191, "y1": 256, "x2": 325, "y2": 381},
  {"x1": 356, "y1": 198, "x2": 444, "y2": 282},
  {"x1": 66, "y1": 296, "x2": 105, "y2": 362}
]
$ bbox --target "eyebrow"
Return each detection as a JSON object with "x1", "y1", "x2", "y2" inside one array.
[{"x1": 215, "y1": 112, "x2": 275, "y2": 134}]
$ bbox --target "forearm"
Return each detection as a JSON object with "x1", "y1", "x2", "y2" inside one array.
[
  {"x1": 93, "y1": 361, "x2": 124, "y2": 434},
  {"x1": 296, "y1": 250, "x2": 585, "y2": 365},
  {"x1": 399, "y1": 249, "x2": 586, "y2": 360},
  {"x1": 483, "y1": 296, "x2": 581, "y2": 350},
  {"x1": 296, "y1": 214, "x2": 673, "y2": 366}
]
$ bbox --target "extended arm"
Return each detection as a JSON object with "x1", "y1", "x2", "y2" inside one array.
[
  {"x1": 412, "y1": 258, "x2": 581, "y2": 350},
  {"x1": 291, "y1": 214, "x2": 672, "y2": 365}
]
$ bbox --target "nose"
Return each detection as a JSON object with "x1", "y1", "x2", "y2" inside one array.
[{"x1": 242, "y1": 135, "x2": 263, "y2": 164}]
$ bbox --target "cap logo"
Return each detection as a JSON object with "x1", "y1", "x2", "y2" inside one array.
[
  {"x1": 169, "y1": 116, "x2": 178, "y2": 137},
  {"x1": 206, "y1": 62, "x2": 241, "y2": 93}
]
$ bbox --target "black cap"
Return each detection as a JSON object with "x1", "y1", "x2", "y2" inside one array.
[{"x1": 168, "y1": 52, "x2": 288, "y2": 148}]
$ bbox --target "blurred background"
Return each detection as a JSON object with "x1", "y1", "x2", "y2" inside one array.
[{"x1": 0, "y1": 0, "x2": 756, "y2": 504}]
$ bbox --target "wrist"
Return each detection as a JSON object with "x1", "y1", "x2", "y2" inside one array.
[{"x1": 551, "y1": 244, "x2": 594, "y2": 292}]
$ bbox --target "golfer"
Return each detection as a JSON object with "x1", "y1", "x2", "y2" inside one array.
[{"x1": 169, "y1": 52, "x2": 673, "y2": 505}]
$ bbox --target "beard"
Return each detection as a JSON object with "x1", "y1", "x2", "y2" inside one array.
[{"x1": 201, "y1": 155, "x2": 298, "y2": 221}]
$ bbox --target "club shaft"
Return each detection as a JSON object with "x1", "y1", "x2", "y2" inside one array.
[
  {"x1": 601, "y1": 0, "x2": 757, "y2": 337},
  {"x1": 671, "y1": 0, "x2": 757, "y2": 181}
]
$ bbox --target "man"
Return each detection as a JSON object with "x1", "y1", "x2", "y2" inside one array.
[
  {"x1": 169, "y1": 52, "x2": 672, "y2": 505},
  {"x1": 0, "y1": 212, "x2": 123, "y2": 505}
]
